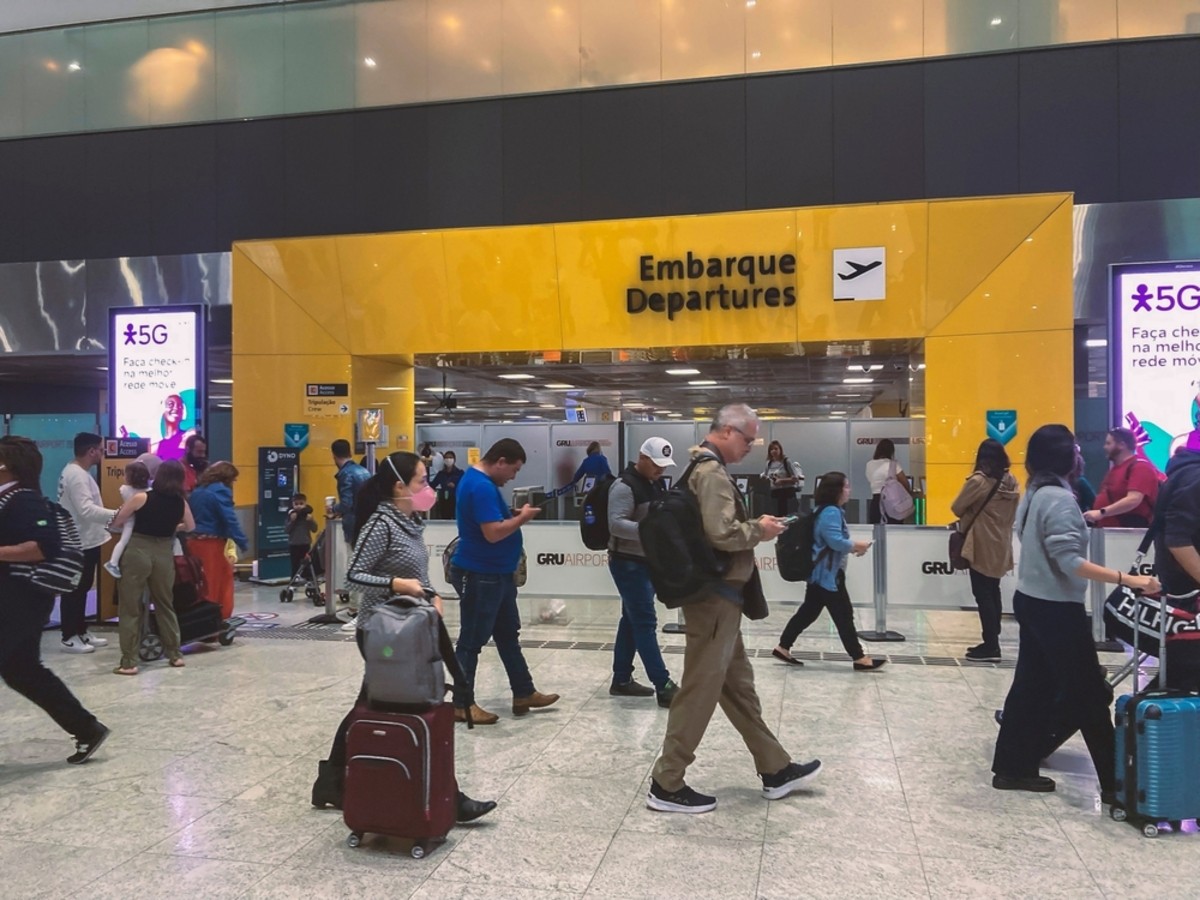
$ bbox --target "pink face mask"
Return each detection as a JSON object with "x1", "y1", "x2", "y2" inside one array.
[{"x1": 408, "y1": 484, "x2": 437, "y2": 512}]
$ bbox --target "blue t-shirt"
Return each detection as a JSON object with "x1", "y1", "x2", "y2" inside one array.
[{"x1": 452, "y1": 467, "x2": 522, "y2": 574}]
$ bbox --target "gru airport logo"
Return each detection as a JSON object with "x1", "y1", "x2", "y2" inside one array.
[{"x1": 626, "y1": 252, "x2": 797, "y2": 321}]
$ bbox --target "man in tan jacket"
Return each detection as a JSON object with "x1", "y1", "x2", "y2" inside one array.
[{"x1": 647, "y1": 404, "x2": 822, "y2": 814}]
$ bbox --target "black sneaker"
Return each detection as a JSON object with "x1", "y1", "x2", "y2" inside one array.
[
  {"x1": 992, "y1": 773, "x2": 1055, "y2": 793},
  {"x1": 646, "y1": 778, "x2": 717, "y2": 814},
  {"x1": 761, "y1": 759, "x2": 822, "y2": 800},
  {"x1": 67, "y1": 723, "x2": 110, "y2": 765},
  {"x1": 609, "y1": 679, "x2": 656, "y2": 698},
  {"x1": 965, "y1": 645, "x2": 1002, "y2": 662},
  {"x1": 656, "y1": 679, "x2": 679, "y2": 709}
]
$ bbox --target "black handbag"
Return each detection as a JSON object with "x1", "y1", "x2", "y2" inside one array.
[{"x1": 948, "y1": 474, "x2": 1004, "y2": 570}]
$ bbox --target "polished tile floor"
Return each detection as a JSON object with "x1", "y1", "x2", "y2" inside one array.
[{"x1": 0, "y1": 586, "x2": 1193, "y2": 899}]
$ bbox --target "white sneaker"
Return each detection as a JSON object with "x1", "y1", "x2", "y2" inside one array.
[
  {"x1": 80, "y1": 633, "x2": 109, "y2": 648},
  {"x1": 340, "y1": 620, "x2": 357, "y2": 633},
  {"x1": 103, "y1": 561, "x2": 122, "y2": 579},
  {"x1": 61, "y1": 637, "x2": 95, "y2": 654}
]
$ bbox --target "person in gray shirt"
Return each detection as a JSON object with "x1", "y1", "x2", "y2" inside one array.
[
  {"x1": 607, "y1": 437, "x2": 679, "y2": 708},
  {"x1": 992, "y1": 424, "x2": 1159, "y2": 802}
]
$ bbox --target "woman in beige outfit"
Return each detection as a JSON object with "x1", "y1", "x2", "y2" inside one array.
[{"x1": 951, "y1": 439, "x2": 1020, "y2": 662}]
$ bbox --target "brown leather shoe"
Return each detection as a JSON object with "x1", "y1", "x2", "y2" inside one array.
[
  {"x1": 454, "y1": 704, "x2": 499, "y2": 725},
  {"x1": 512, "y1": 691, "x2": 560, "y2": 716}
]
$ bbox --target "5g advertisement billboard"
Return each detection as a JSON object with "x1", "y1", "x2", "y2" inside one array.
[
  {"x1": 1111, "y1": 262, "x2": 1200, "y2": 472},
  {"x1": 108, "y1": 305, "x2": 204, "y2": 462}
]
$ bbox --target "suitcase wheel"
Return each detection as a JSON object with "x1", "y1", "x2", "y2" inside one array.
[
  {"x1": 1110, "y1": 806, "x2": 1127, "y2": 822},
  {"x1": 347, "y1": 832, "x2": 362, "y2": 849},
  {"x1": 138, "y1": 635, "x2": 164, "y2": 661},
  {"x1": 280, "y1": 589, "x2": 293, "y2": 603},
  {"x1": 410, "y1": 843, "x2": 426, "y2": 860},
  {"x1": 218, "y1": 632, "x2": 234, "y2": 646},
  {"x1": 1142, "y1": 823, "x2": 1160, "y2": 838}
]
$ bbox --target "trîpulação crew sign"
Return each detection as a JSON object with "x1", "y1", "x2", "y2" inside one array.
[{"x1": 626, "y1": 252, "x2": 797, "y2": 321}]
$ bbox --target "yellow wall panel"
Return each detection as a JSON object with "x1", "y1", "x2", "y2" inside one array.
[
  {"x1": 351, "y1": 356, "x2": 415, "y2": 453},
  {"x1": 925, "y1": 194, "x2": 1068, "y2": 332},
  {"x1": 232, "y1": 248, "x2": 347, "y2": 356},
  {"x1": 795, "y1": 202, "x2": 928, "y2": 342},
  {"x1": 931, "y1": 199, "x2": 1074, "y2": 338},
  {"x1": 556, "y1": 210, "x2": 800, "y2": 350},
  {"x1": 238, "y1": 239, "x2": 351, "y2": 350},
  {"x1": 337, "y1": 233, "x2": 451, "y2": 356}
]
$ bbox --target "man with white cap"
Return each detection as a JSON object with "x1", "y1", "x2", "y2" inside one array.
[{"x1": 606, "y1": 436, "x2": 679, "y2": 708}]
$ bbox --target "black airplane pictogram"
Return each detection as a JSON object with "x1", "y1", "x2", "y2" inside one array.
[{"x1": 838, "y1": 260, "x2": 883, "y2": 281}]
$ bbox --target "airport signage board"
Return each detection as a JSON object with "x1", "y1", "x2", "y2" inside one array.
[
  {"x1": 1110, "y1": 261, "x2": 1200, "y2": 472},
  {"x1": 108, "y1": 305, "x2": 203, "y2": 462}
]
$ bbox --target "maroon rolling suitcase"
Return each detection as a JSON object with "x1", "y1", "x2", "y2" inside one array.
[{"x1": 343, "y1": 702, "x2": 457, "y2": 858}]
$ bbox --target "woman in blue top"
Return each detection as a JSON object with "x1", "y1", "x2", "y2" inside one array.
[
  {"x1": 571, "y1": 442, "x2": 613, "y2": 488},
  {"x1": 773, "y1": 472, "x2": 885, "y2": 671},
  {"x1": 186, "y1": 461, "x2": 249, "y2": 620}
]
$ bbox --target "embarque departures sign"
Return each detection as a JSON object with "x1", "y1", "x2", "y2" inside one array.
[{"x1": 624, "y1": 247, "x2": 887, "y2": 320}]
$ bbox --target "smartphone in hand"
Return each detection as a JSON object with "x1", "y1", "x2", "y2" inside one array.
[{"x1": 778, "y1": 515, "x2": 800, "y2": 527}]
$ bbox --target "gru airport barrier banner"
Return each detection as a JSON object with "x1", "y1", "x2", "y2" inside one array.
[
  {"x1": 1111, "y1": 261, "x2": 1200, "y2": 473},
  {"x1": 109, "y1": 304, "x2": 204, "y2": 463}
]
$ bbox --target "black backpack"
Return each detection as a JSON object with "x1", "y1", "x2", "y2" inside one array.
[
  {"x1": 579, "y1": 474, "x2": 616, "y2": 550},
  {"x1": 638, "y1": 457, "x2": 730, "y2": 607},
  {"x1": 776, "y1": 505, "x2": 830, "y2": 583}
]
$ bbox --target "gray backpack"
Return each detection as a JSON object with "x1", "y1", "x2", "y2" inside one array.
[{"x1": 360, "y1": 596, "x2": 475, "y2": 717}]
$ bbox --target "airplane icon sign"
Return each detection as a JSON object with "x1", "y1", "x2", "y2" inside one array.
[{"x1": 838, "y1": 260, "x2": 883, "y2": 281}]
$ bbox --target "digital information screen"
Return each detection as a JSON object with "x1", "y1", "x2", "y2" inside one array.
[
  {"x1": 109, "y1": 305, "x2": 204, "y2": 462},
  {"x1": 1111, "y1": 262, "x2": 1200, "y2": 472}
]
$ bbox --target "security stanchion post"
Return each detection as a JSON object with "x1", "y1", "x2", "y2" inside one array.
[
  {"x1": 858, "y1": 521, "x2": 906, "y2": 642},
  {"x1": 1091, "y1": 526, "x2": 1124, "y2": 652},
  {"x1": 307, "y1": 521, "x2": 347, "y2": 625}
]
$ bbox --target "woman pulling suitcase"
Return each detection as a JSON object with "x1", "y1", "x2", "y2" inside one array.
[{"x1": 311, "y1": 451, "x2": 495, "y2": 824}]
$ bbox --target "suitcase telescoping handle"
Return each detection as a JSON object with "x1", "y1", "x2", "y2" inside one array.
[{"x1": 1129, "y1": 587, "x2": 1168, "y2": 696}]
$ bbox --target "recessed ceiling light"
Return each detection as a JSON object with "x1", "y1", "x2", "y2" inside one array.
[
  {"x1": 538, "y1": 403, "x2": 556, "y2": 408},
  {"x1": 688, "y1": 380, "x2": 718, "y2": 386},
  {"x1": 424, "y1": 387, "x2": 454, "y2": 394},
  {"x1": 211, "y1": 378, "x2": 233, "y2": 384},
  {"x1": 1084, "y1": 339, "x2": 1107, "y2": 348},
  {"x1": 830, "y1": 410, "x2": 847, "y2": 416},
  {"x1": 666, "y1": 368, "x2": 701, "y2": 376},
  {"x1": 847, "y1": 364, "x2": 883, "y2": 372},
  {"x1": 363, "y1": 56, "x2": 377, "y2": 67},
  {"x1": 377, "y1": 386, "x2": 407, "y2": 391},
  {"x1": 507, "y1": 399, "x2": 530, "y2": 404},
  {"x1": 498, "y1": 373, "x2": 535, "y2": 380},
  {"x1": 413, "y1": 400, "x2": 429, "y2": 405},
  {"x1": 217, "y1": 402, "x2": 232, "y2": 408},
  {"x1": 843, "y1": 377, "x2": 874, "y2": 384},
  {"x1": 667, "y1": 413, "x2": 683, "y2": 418},
  {"x1": 544, "y1": 383, "x2": 575, "y2": 389}
]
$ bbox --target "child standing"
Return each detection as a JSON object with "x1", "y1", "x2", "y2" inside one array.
[
  {"x1": 104, "y1": 461, "x2": 150, "y2": 579},
  {"x1": 286, "y1": 493, "x2": 317, "y2": 578}
]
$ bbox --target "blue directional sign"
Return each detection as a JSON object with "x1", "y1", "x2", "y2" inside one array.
[
  {"x1": 987, "y1": 410, "x2": 1017, "y2": 446},
  {"x1": 283, "y1": 423, "x2": 310, "y2": 451}
]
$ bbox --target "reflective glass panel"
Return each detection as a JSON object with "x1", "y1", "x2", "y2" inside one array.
[
  {"x1": 746, "y1": 0, "x2": 833, "y2": 74},
  {"x1": 925, "y1": 0, "x2": 1019, "y2": 56},
  {"x1": 428, "y1": 0, "x2": 503, "y2": 100},
  {"x1": 832, "y1": 0, "x2": 923, "y2": 65},
  {"x1": 579, "y1": 0, "x2": 660, "y2": 87},
  {"x1": 356, "y1": 0, "x2": 429, "y2": 107},
  {"x1": 1117, "y1": 0, "x2": 1200, "y2": 38},
  {"x1": 0, "y1": 33, "x2": 24, "y2": 138},
  {"x1": 284, "y1": 0, "x2": 356, "y2": 113},
  {"x1": 22, "y1": 28, "x2": 87, "y2": 137},
  {"x1": 84, "y1": 18, "x2": 151, "y2": 130},
  {"x1": 215, "y1": 6, "x2": 285, "y2": 120},
  {"x1": 503, "y1": 0, "x2": 581, "y2": 95},
  {"x1": 662, "y1": 0, "x2": 746, "y2": 81},
  {"x1": 1020, "y1": 0, "x2": 1117, "y2": 46},
  {"x1": 145, "y1": 13, "x2": 217, "y2": 125}
]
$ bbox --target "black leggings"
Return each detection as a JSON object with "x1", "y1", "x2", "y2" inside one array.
[{"x1": 778, "y1": 571, "x2": 864, "y2": 661}]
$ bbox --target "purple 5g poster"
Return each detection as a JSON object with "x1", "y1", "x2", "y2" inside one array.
[
  {"x1": 1111, "y1": 262, "x2": 1200, "y2": 471},
  {"x1": 108, "y1": 305, "x2": 204, "y2": 462}
]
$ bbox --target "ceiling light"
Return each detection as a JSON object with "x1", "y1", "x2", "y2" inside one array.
[
  {"x1": 688, "y1": 379, "x2": 717, "y2": 386},
  {"x1": 523, "y1": 415, "x2": 544, "y2": 420},
  {"x1": 216, "y1": 402, "x2": 232, "y2": 409},
  {"x1": 413, "y1": 400, "x2": 429, "y2": 405},
  {"x1": 211, "y1": 378, "x2": 233, "y2": 384},
  {"x1": 830, "y1": 411, "x2": 847, "y2": 416},
  {"x1": 67, "y1": 61, "x2": 81, "y2": 72},
  {"x1": 424, "y1": 387, "x2": 453, "y2": 394},
  {"x1": 498, "y1": 373, "x2": 535, "y2": 380},
  {"x1": 544, "y1": 383, "x2": 574, "y2": 389},
  {"x1": 363, "y1": 56, "x2": 377, "y2": 67},
  {"x1": 538, "y1": 403, "x2": 556, "y2": 409},
  {"x1": 666, "y1": 368, "x2": 701, "y2": 376},
  {"x1": 1085, "y1": 339, "x2": 1108, "y2": 348},
  {"x1": 667, "y1": 412, "x2": 683, "y2": 418},
  {"x1": 507, "y1": 399, "x2": 530, "y2": 404},
  {"x1": 377, "y1": 386, "x2": 407, "y2": 391},
  {"x1": 847, "y1": 364, "x2": 884, "y2": 372},
  {"x1": 843, "y1": 377, "x2": 874, "y2": 384},
  {"x1": 94, "y1": 366, "x2": 108, "y2": 371},
  {"x1": 990, "y1": 16, "x2": 1003, "y2": 26}
]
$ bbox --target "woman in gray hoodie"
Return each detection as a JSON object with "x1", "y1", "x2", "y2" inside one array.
[{"x1": 992, "y1": 425, "x2": 1159, "y2": 800}]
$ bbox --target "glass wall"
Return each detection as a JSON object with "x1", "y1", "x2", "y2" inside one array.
[{"x1": 1, "y1": 0, "x2": 1198, "y2": 140}]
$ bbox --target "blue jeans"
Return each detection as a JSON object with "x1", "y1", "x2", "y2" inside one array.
[
  {"x1": 609, "y1": 557, "x2": 670, "y2": 690},
  {"x1": 450, "y1": 565, "x2": 534, "y2": 704}
]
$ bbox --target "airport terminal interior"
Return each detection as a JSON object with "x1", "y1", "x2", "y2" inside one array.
[{"x1": 7, "y1": 1, "x2": 1200, "y2": 897}]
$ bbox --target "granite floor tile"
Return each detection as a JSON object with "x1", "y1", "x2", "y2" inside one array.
[
  {"x1": 493, "y1": 772, "x2": 641, "y2": 833},
  {"x1": 239, "y1": 865, "x2": 427, "y2": 900},
  {"x1": 921, "y1": 857, "x2": 1103, "y2": 899},
  {"x1": 758, "y1": 843, "x2": 929, "y2": 899},
  {"x1": 586, "y1": 831, "x2": 760, "y2": 900},
  {"x1": 910, "y1": 807, "x2": 1086, "y2": 869},
  {"x1": 427, "y1": 824, "x2": 612, "y2": 894},
  {"x1": 0, "y1": 836, "x2": 135, "y2": 900},
  {"x1": 150, "y1": 799, "x2": 342, "y2": 864},
  {"x1": 80, "y1": 852, "x2": 273, "y2": 900},
  {"x1": 411, "y1": 884, "x2": 581, "y2": 900}
]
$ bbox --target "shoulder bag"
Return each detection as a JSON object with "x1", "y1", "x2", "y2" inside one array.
[{"x1": 948, "y1": 474, "x2": 1003, "y2": 571}]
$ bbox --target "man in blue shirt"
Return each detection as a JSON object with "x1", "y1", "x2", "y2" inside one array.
[
  {"x1": 331, "y1": 439, "x2": 370, "y2": 547},
  {"x1": 449, "y1": 438, "x2": 559, "y2": 725}
]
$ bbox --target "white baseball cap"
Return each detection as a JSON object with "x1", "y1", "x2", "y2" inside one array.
[{"x1": 639, "y1": 437, "x2": 676, "y2": 467}]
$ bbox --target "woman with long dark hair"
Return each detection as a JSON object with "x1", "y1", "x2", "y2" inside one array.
[
  {"x1": 951, "y1": 439, "x2": 1020, "y2": 661},
  {"x1": 187, "y1": 461, "x2": 249, "y2": 620},
  {"x1": 0, "y1": 436, "x2": 109, "y2": 762},
  {"x1": 992, "y1": 424, "x2": 1158, "y2": 798},
  {"x1": 762, "y1": 440, "x2": 804, "y2": 517},
  {"x1": 865, "y1": 439, "x2": 913, "y2": 524},
  {"x1": 110, "y1": 459, "x2": 193, "y2": 676},
  {"x1": 773, "y1": 472, "x2": 885, "y2": 670},
  {"x1": 312, "y1": 451, "x2": 495, "y2": 823}
]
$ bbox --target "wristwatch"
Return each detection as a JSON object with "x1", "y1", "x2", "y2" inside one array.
[{"x1": 1100, "y1": 507, "x2": 1108, "y2": 516}]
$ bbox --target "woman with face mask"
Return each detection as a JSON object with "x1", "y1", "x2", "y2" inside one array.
[
  {"x1": 311, "y1": 451, "x2": 496, "y2": 824},
  {"x1": 430, "y1": 452, "x2": 463, "y2": 520}
]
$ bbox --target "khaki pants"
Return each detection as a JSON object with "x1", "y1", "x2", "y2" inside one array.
[
  {"x1": 117, "y1": 534, "x2": 182, "y2": 669},
  {"x1": 652, "y1": 592, "x2": 790, "y2": 790}
]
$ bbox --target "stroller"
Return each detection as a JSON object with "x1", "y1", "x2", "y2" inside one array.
[
  {"x1": 281, "y1": 527, "x2": 329, "y2": 606},
  {"x1": 138, "y1": 540, "x2": 243, "y2": 661}
]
